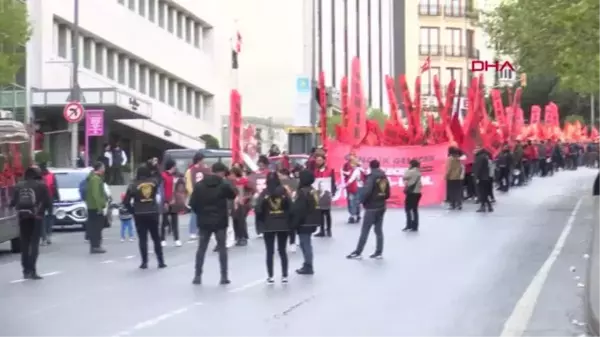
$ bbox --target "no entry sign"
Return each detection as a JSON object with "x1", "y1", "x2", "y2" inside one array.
[{"x1": 63, "y1": 101, "x2": 84, "y2": 123}]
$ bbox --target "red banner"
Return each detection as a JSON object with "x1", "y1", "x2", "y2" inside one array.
[
  {"x1": 326, "y1": 141, "x2": 448, "y2": 207},
  {"x1": 348, "y1": 57, "x2": 367, "y2": 146},
  {"x1": 229, "y1": 90, "x2": 242, "y2": 164},
  {"x1": 530, "y1": 105, "x2": 541, "y2": 125}
]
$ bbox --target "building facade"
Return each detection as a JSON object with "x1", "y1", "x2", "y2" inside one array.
[
  {"x1": 418, "y1": 0, "x2": 479, "y2": 105},
  {"x1": 24, "y1": 0, "x2": 238, "y2": 163}
]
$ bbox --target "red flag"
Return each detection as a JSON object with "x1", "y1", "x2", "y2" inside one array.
[
  {"x1": 591, "y1": 127, "x2": 599, "y2": 140},
  {"x1": 318, "y1": 71, "x2": 328, "y2": 148},
  {"x1": 385, "y1": 75, "x2": 400, "y2": 123},
  {"x1": 398, "y1": 75, "x2": 416, "y2": 143},
  {"x1": 413, "y1": 76, "x2": 423, "y2": 142},
  {"x1": 229, "y1": 90, "x2": 242, "y2": 164},
  {"x1": 420, "y1": 56, "x2": 431, "y2": 73},
  {"x1": 340, "y1": 76, "x2": 349, "y2": 142},
  {"x1": 433, "y1": 75, "x2": 447, "y2": 124},
  {"x1": 348, "y1": 57, "x2": 367, "y2": 146},
  {"x1": 530, "y1": 105, "x2": 542, "y2": 124}
]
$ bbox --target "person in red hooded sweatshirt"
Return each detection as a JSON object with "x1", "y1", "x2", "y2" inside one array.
[
  {"x1": 313, "y1": 154, "x2": 337, "y2": 237},
  {"x1": 342, "y1": 152, "x2": 364, "y2": 224},
  {"x1": 523, "y1": 141, "x2": 536, "y2": 181},
  {"x1": 230, "y1": 165, "x2": 254, "y2": 246},
  {"x1": 160, "y1": 160, "x2": 183, "y2": 247}
]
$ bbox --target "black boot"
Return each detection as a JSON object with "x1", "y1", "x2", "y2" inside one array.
[
  {"x1": 326, "y1": 228, "x2": 332, "y2": 237},
  {"x1": 314, "y1": 231, "x2": 325, "y2": 237},
  {"x1": 296, "y1": 263, "x2": 314, "y2": 275},
  {"x1": 476, "y1": 207, "x2": 486, "y2": 213},
  {"x1": 487, "y1": 205, "x2": 494, "y2": 212},
  {"x1": 192, "y1": 275, "x2": 201, "y2": 285}
]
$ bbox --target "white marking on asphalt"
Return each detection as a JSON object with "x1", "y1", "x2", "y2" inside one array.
[
  {"x1": 124, "y1": 255, "x2": 135, "y2": 259},
  {"x1": 112, "y1": 302, "x2": 202, "y2": 336},
  {"x1": 500, "y1": 197, "x2": 583, "y2": 337},
  {"x1": 228, "y1": 279, "x2": 264, "y2": 293},
  {"x1": 100, "y1": 260, "x2": 115, "y2": 264},
  {"x1": 9, "y1": 271, "x2": 62, "y2": 283}
]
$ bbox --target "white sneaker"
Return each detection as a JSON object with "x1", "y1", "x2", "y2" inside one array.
[
  {"x1": 129, "y1": 237, "x2": 135, "y2": 242},
  {"x1": 189, "y1": 234, "x2": 198, "y2": 240},
  {"x1": 175, "y1": 240, "x2": 182, "y2": 247},
  {"x1": 120, "y1": 238, "x2": 125, "y2": 242},
  {"x1": 289, "y1": 244, "x2": 297, "y2": 253},
  {"x1": 161, "y1": 241, "x2": 167, "y2": 247}
]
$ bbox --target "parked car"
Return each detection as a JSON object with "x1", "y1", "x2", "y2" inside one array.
[
  {"x1": 49, "y1": 168, "x2": 114, "y2": 229},
  {"x1": 162, "y1": 148, "x2": 259, "y2": 174},
  {"x1": 0, "y1": 120, "x2": 30, "y2": 253}
]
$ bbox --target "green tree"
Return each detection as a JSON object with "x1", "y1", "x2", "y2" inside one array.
[
  {"x1": 480, "y1": 0, "x2": 599, "y2": 94},
  {"x1": 0, "y1": 0, "x2": 31, "y2": 86},
  {"x1": 199, "y1": 134, "x2": 220, "y2": 149}
]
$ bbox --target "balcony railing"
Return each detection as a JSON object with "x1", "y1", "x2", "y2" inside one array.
[
  {"x1": 419, "y1": 44, "x2": 442, "y2": 56},
  {"x1": 419, "y1": 4, "x2": 442, "y2": 16},
  {"x1": 444, "y1": 45, "x2": 467, "y2": 57},
  {"x1": 468, "y1": 48, "x2": 480, "y2": 59},
  {"x1": 443, "y1": 5, "x2": 477, "y2": 18}
]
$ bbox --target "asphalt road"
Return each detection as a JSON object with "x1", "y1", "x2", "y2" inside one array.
[{"x1": 0, "y1": 169, "x2": 596, "y2": 336}]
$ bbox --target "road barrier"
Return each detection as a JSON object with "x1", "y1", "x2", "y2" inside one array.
[{"x1": 585, "y1": 196, "x2": 599, "y2": 336}]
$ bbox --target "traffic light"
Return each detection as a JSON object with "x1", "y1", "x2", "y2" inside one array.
[{"x1": 520, "y1": 73, "x2": 527, "y2": 87}]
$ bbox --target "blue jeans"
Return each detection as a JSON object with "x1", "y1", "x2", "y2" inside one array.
[
  {"x1": 42, "y1": 214, "x2": 54, "y2": 240},
  {"x1": 347, "y1": 192, "x2": 360, "y2": 217},
  {"x1": 298, "y1": 232, "x2": 313, "y2": 266},
  {"x1": 188, "y1": 211, "x2": 198, "y2": 235},
  {"x1": 120, "y1": 218, "x2": 134, "y2": 239}
]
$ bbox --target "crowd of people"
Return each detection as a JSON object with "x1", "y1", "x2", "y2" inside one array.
[{"x1": 9, "y1": 139, "x2": 598, "y2": 284}]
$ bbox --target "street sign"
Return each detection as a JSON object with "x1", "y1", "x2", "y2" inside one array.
[
  {"x1": 293, "y1": 75, "x2": 312, "y2": 126},
  {"x1": 63, "y1": 101, "x2": 84, "y2": 123},
  {"x1": 296, "y1": 76, "x2": 310, "y2": 93}
]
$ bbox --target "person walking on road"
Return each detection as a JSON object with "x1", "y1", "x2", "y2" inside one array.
[
  {"x1": 123, "y1": 166, "x2": 166, "y2": 269},
  {"x1": 473, "y1": 147, "x2": 494, "y2": 213},
  {"x1": 11, "y1": 166, "x2": 52, "y2": 280},
  {"x1": 184, "y1": 152, "x2": 211, "y2": 241},
  {"x1": 255, "y1": 172, "x2": 292, "y2": 283},
  {"x1": 190, "y1": 162, "x2": 237, "y2": 285},
  {"x1": 291, "y1": 170, "x2": 321, "y2": 275},
  {"x1": 39, "y1": 162, "x2": 59, "y2": 245},
  {"x1": 84, "y1": 162, "x2": 108, "y2": 254},
  {"x1": 231, "y1": 166, "x2": 253, "y2": 246},
  {"x1": 347, "y1": 159, "x2": 391, "y2": 259},
  {"x1": 402, "y1": 160, "x2": 423, "y2": 231},
  {"x1": 445, "y1": 147, "x2": 464, "y2": 210},
  {"x1": 160, "y1": 160, "x2": 182, "y2": 247}
]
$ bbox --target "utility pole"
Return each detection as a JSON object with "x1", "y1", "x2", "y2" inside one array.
[
  {"x1": 70, "y1": 0, "x2": 81, "y2": 168},
  {"x1": 591, "y1": 94, "x2": 595, "y2": 126}
]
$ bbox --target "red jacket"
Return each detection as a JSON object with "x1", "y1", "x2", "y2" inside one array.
[
  {"x1": 524, "y1": 146, "x2": 536, "y2": 160},
  {"x1": 314, "y1": 166, "x2": 337, "y2": 195},
  {"x1": 161, "y1": 171, "x2": 175, "y2": 202},
  {"x1": 235, "y1": 176, "x2": 254, "y2": 204}
]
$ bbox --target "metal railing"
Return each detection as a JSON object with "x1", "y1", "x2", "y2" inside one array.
[
  {"x1": 419, "y1": 44, "x2": 442, "y2": 56},
  {"x1": 443, "y1": 5, "x2": 477, "y2": 18},
  {"x1": 444, "y1": 45, "x2": 467, "y2": 57},
  {"x1": 418, "y1": 4, "x2": 442, "y2": 16}
]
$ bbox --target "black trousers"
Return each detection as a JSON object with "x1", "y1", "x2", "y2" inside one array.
[
  {"x1": 405, "y1": 193, "x2": 422, "y2": 229},
  {"x1": 134, "y1": 214, "x2": 164, "y2": 264},
  {"x1": 289, "y1": 230, "x2": 296, "y2": 245},
  {"x1": 498, "y1": 167, "x2": 510, "y2": 191},
  {"x1": 19, "y1": 217, "x2": 41, "y2": 274},
  {"x1": 232, "y1": 204, "x2": 250, "y2": 240},
  {"x1": 318, "y1": 209, "x2": 332, "y2": 234},
  {"x1": 195, "y1": 228, "x2": 228, "y2": 278},
  {"x1": 263, "y1": 231, "x2": 289, "y2": 278},
  {"x1": 477, "y1": 180, "x2": 492, "y2": 208},
  {"x1": 447, "y1": 180, "x2": 463, "y2": 208},
  {"x1": 87, "y1": 212, "x2": 105, "y2": 249},
  {"x1": 160, "y1": 213, "x2": 179, "y2": 241}
]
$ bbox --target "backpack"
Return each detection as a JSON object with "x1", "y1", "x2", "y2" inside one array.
[
  {"x1": 16, "y1": 187, "x2": 37, "y2": 217},
  {"x1": 79, "y1": 179, "x2": 87, "y2": 200},
  {"x1": 112, "y1": 149, "x2": 123, "y2": 167}
]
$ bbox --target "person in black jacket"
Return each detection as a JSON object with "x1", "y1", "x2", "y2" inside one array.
[
  {"x1": 10, "y1": 166, "x2": 52, "y2": 280},
  {"x1": 347, "y1": 160, "x2": 390, "y2": 259},
  {"x1": 291, "y1": 169, "x2": 321, "y2": 275},
  {"x1": 496, "y1": 144, "x2": 513, "y2": 192},
  {"x1": 593, "y1": 173, "x2": 599, "y2": 196},
  {"x1": 255, "y1": 172, "x2": 292, "y2": 283},
  {"x1": 123, "y1": 166, "x2": 166, "y2": 269},
  {"x1": 190, "y1": 162, "x2": 237, "y2": 285},
  {"x1": 473, "y1": 147, "x2": 494, "y2": 213}
]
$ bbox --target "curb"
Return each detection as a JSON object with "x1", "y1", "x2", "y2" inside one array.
[{"x1": 585, "y1": 197, "x2": 599, "y2": 336}]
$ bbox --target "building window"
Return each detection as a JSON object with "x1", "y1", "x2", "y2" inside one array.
[
  {"x1": 148, "y1": 70, "x2": 156, "y2": 97},
  {"x1": 193, "y1": 23, "x2": 201, "y2": 47},
  {"x1": 419, "y1": 0, "x2": 440, "y2": 15},
  {"x1": 168, "y1": 79, "x2": 175, "y2": 106},
  {"x1": 445, "y1": 28, "x2": 463, "y2": 56},
  {"x1": 139, "y1": 65, "x2": 147, "y2": 94},
  {"x1": 177, "y1": 83, "x2": 184, "y2": 110},
  {"x1": 95, "y1": 43, "x2": 104, "y2": 74},
  {"x1": 57, "y1": 24, "x2": 68, "y2": 58},
  {"x1": 167, "y1": 7, "x2": 175, "y2": 33},
  {"x1": 194, "y1": 92, "x2": 201, "y2": 118},
  {"x1": 148, "y1": 0, "x2": 155, "y2": 21},
  {"x1": 106, "y1": 49, "x2": 115, "y2": 79},
  {"x1": 419, "y1": 27, "x2": 440, "y2": 55},
  {"x1": 82, "y1": 38, "x2": 92, "y2": 69},
  {"x1": 158, "y1": 74, "x2": 166, "y2": 102},
  {"x1": 128, "y1": 0, "x2": 135, "y2": 11},
  {"x1": 128, "y1": 59, "x2": 137, "y2": 89},
  {"x1": 158, "y1": 2, "x2": 165, "y2": 27},
  {"x1": 186, "y1": 88, "x2": 193, "y2": 114},
  {"x1": 138, "y1": 0, "x2": 145, "y2": 16},
  {"x1": 176, "y1": 13, "x2": 184, "y2": 38},
  {"x1": 117, "y1": 54, "x2": 126, "y2": 84},
  {"x1": 445, "y1": 67, "x2": 463, "y2": 85}
]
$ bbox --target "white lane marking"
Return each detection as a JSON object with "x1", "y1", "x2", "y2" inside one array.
[
  {"x1": 124, "y1": 255, "x2": 135, "y2": 259},
  {"x1": 100, "y1": 260, "x2": 115, "y2": 264},
  {"x1": 500, "y1": 197, "x2": 583, "y2": 337},
  {"x1": 9, "y1": 271, "x2": 62, "y2": 283},
  {"x1": 112, "y1": 302, "x2": 202, "y2": 336},
  {"x1": 228, "y1": 279, "x2": 264, "y2": 293}
]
